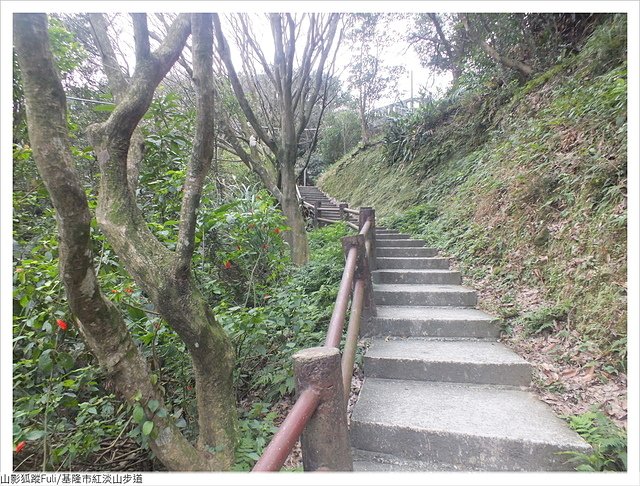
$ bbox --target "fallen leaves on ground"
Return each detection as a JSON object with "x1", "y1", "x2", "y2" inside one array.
[{"x1": 456, "y1": 262, "x2": 628, "y2": 431}]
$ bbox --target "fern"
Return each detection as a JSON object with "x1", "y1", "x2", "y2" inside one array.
[{"x1": 563, "y1": 410, "x2": 627, "y2": 471}]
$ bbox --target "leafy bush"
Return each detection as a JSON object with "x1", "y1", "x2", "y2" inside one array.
[
  {"x1": 196, "y1": 185, "x2": 290, "y2": 307},
  {"x1": 382, "y1": 79, "x2": 517, "y2": 169},
  {"x1": 215, "y1": 222, "x2": 351, "y2": 403},
  {"x1": 564, "y1": 410, "x2": 627, "y2": 471},
  {"x1": 233, "y1": 402, "x2": 279, "y2": 471},
  {"x1": 212, "y1": 222, "x2": 351, "y2": 469},
  {"x1": 13, "y1": 189, "x2": 132, "y2": 468}
]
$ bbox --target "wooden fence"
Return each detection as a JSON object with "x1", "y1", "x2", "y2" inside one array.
[{"x1": 251, "y1": 190, "x2": 376, "y2": 472}]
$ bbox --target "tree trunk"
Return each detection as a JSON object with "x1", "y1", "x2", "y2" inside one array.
[
  {"x1": 280, "y1": 162, "x2": 309, "y2": 266},
  {"x1": 14, "y1": 13, "x2": 229, "y2": 471},
  {"x1": 91, "y1": 13, "x2": 237, "y2": 468},
  {"x1": 15, "y1": 13, "x2": 237, "y2": 471}
]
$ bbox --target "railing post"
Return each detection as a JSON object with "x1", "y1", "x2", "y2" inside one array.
[
  {"x1": 294, "y1": 347, "x2": 353, "y2": 471},
  {"x1": 313, "y1": 201, "x2": 321, "y2": 228},
  {"x1": 359, "y1": 207, "x2": 376, "y2": 271},
  {"x1": 338, "y1": 203, "x2": 347, "y2": 221}
]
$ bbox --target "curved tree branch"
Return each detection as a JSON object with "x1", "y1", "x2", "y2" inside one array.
[
  {"x1": 131, "y1": 13, "x2": 151, "y2": 62},
  {"x1": 175, "y1": 13, "x2": 215, "y2": 277},
  {"x1": 212, "y1": 13, "x2": 279, "y2": 155},
  {"x1": 462, "y1": 14, "x2": 534, "y2": 77}
]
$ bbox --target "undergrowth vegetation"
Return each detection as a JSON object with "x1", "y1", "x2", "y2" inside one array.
[
  {"x1": 13, "y1": 103, "x2": 351, "y2": 470},
  {"x1": 564, "y1": 410, "x2": 627, "y2": 471},
  {"x1": 320, "y1": 15, "x2": 627, "y2": 470}
]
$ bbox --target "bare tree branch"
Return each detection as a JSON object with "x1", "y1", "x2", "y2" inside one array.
[
  {"x1": 131, "y1": 13, "x2": 151, "y2": 62},
  {"x1": 212, "y1": 13, "x2": 279, "y2": 155},
  {"x1": 212, "y1": 13, "x2": 340, "y2": 264},
  {"x1": 88, "y1": 13, "x2": 129, "y2": 101},
  {"x1": 175, "y1": 13, "x2": 214, "y2": 276},
  {"x1": 88, "y1": 13, "x2": 145, "y2": 194}
]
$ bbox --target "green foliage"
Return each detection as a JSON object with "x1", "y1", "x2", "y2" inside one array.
[
  {"x1": 409, "y1": 13, "x2": 604, "y2": 88},
  {"x1": 138, "y1": 93, "x2": 195, "y2": 226},
  {"x1": 212, "y1": 222, "x2": 351, "y2": 469},
  {"x1": 233, "y1": 402, "x2": 278, "y2": 471},
  {"x1": 12, "y1": 208, "x2": 131, "y2": 468},
  {"x1": 215, "y1": 222, "x2": 351, "y2": 403},
  {"x1": 516, "y1": 302, "x2": 571, "y2": 336},
  {"x1": 382, "y1": 80, "x2": 517, "y2": 169},
  {"x1": 47, "y1": 17, "x2": 88, "y2": 81},
  {"x1": 345, "y1": 13, "x2": 406, "y2": 130},
  {"x1": 197, "y1": 185, "x2": 290, "y2": 307},
  {"x1": 383, "y1": 204, "x2": 439, "y2": 234},
  {"x1": 316, "y1": 109, "x2": 361, "y2": 171},
  {"x1": 563, "y1": 410, "x2": 627, "y2": 471},
  {"x1": 321, "y1": 16, "x2": 627, "y2": 367}
]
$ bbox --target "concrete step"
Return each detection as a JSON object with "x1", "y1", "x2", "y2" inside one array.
[
  {"x1": 350, "y1": 378, "x2": 592, "y2": 471},
  {"x1": 376, "y1": 233, "x2": 410, "y2": 239},
  {"x1": 373, "y1": 284, "x2": 477, "y2": 307},
  {"x1": 352, "y1": 449, "x2": 464, "y2": 472},
  {"x1": 363, "y1": 306, "x2": 501, "y2": 338},
  {"x1": 373, "y1": 269, "x2": 461, "y2": 285},
  {"x1": 364, "y1": 338, "x2": 532, "y2": 386},
  {"x1": 376, "y1": 257, "x2": 449, "y2": 270},
  {"x1": 376, "y1": 247, "x2": 439, "y2": 258},
  {"x1": 306, "y1": 199, "x2": 333, "y2": 205},
  {"x1": 376, "y1": 239, "x2": 426, "y2": 248}
]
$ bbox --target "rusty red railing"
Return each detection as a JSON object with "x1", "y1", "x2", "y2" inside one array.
[{"x1": 252, "y1": 189, "x2": 376, "y2": 472}]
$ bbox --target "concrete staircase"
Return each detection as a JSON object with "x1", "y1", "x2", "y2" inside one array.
[
  {"x1": 298, "y1": 185, "x2": 335, "y2": 208},
  {"x1": 351, "y1": 228, "x2": 591, "y2": 471},
  {"x1": 298, "y1": 185, "x2": 361, "y2": 228}
]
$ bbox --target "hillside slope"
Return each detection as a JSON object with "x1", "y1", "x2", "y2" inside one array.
[{"x1": 320, "y1": 17, "x2": 627, "y2": 443}]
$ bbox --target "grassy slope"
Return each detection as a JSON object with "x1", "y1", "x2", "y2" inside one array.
[{"x1": 320, "y1": 18, "x2": 627, "y2": 380}]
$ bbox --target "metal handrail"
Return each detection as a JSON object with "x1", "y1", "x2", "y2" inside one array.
[
  {"x1": 346, "y1": 221, "x2": 359, "y2": 230},
  {"x1": 252, "y1": 388, "x2": 321, "y2": 472},
  {"x1": 341, "y1": 278, "x2": 364, "y2": 402},
  {"x1": 359, "y1": 219, "x2": 372, "y2": 236},
  {"x1": 325, "y1": 246, "x2": 358, "y2": 348},
  {"x1": 252, "y1": 188, "x2": 376, "y2": 472}
]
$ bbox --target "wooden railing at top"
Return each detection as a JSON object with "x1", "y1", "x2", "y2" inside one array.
[
  {"x1": 252, "y1": 189, "x2": 376, "y2": 472},
  {"x1": 302, "y1": 201, "x2": 362, "y2": 230},
  {"x1": 297, "y1": 186, "x2": 362, "y2": 231}
]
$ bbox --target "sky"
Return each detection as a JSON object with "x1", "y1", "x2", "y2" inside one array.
[{"x1": 1, "y1": 1, "x2": 639, "y2": 485}]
